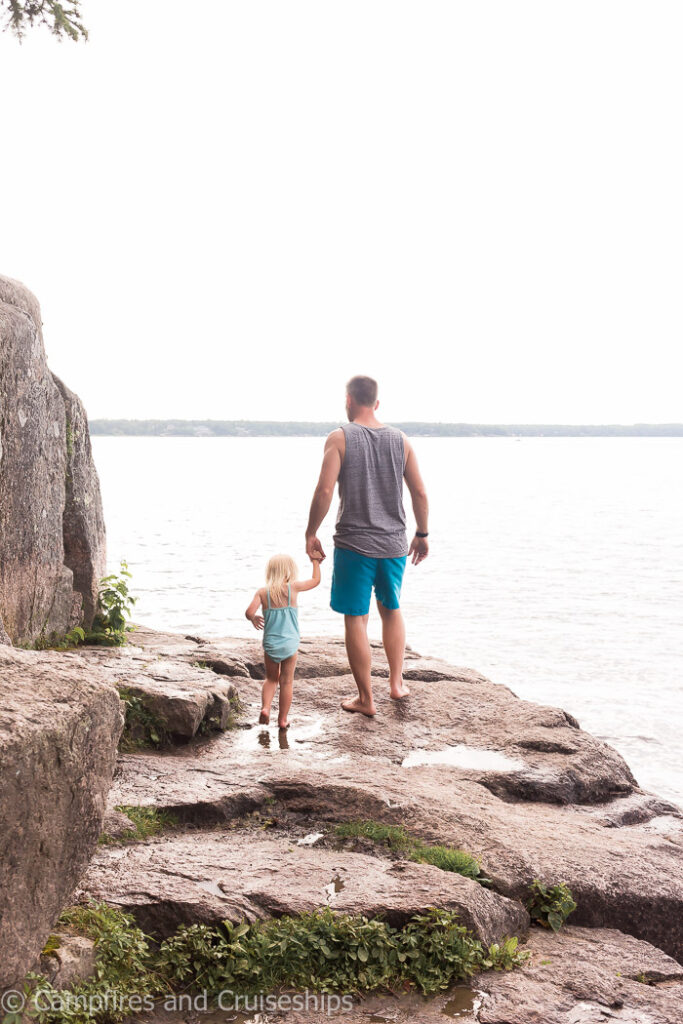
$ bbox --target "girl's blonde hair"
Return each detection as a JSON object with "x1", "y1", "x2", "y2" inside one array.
[{"x1": 265, "y1": 554, "x2": 298, "y2": 606}]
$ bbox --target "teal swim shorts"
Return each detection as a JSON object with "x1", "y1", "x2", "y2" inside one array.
[{"x1": 330, "y1": 546, "x2": 408, "y2": 616}]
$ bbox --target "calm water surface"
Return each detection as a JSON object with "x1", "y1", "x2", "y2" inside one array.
[{"x1": 93, "y1": 436, "x2": 683, "y2": 808}]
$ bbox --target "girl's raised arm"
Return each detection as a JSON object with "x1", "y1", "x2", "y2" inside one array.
[
  {"x1": 245, "y1": 590, "x2": 264, "y2": 630},
  {"x1": 294, "y1": 557, "x2": 322, "y2": 593}
]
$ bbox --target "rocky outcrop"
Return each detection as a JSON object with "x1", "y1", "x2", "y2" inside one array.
[
  {"x1": 0, "y1": 643, "x2": 123, "y2": 988},
  {"x1": 32, "y1": 624, "x2": 679, "y2": 1020},
  {"x1": 0, "y1": 274, "x2": 105, "y2": 644},
  {"x1": 73, "y1": 628, "x2": 683, "y2": 964}
]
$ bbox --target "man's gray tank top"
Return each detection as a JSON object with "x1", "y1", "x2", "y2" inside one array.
[{"x1": 333, "y1": 422, "x2": 409, "y2": 559}]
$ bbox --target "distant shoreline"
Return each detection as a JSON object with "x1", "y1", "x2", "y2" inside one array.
[{"x1": 89, "y1": 420, "x2": 683, "y2": 438}]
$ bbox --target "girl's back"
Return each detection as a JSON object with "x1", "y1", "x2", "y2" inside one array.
[{"x1": 263, "y1": 584, "x2": 300, "y2": 662}]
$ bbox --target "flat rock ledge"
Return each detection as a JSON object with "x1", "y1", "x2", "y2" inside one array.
[{"x1": 68, "y1": 626, "x2": 683, "y2": 1022}]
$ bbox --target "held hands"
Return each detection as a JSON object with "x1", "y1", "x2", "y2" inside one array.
[
  {"x1": 409, "y1": 534, "x2": 429, "y2": 566},
  {"x1": 250, "y1": 614, "x2": 264, "y2": 631},
  {"x1": 306, "y1": 534, "x2": 326, "y2": 563}
]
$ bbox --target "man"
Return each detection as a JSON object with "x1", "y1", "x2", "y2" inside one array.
[{"x1": 305, "y1": 375, "x2": 429, "y2": 716}]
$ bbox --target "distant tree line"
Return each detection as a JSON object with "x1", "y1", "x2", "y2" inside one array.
[{"x1": 89, "y1": 420, "x2": 683, "y2": 438}]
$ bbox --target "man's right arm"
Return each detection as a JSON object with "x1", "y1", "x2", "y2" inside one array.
[
  {"x1": 305, "y1": 429, "x2": 344, "y2": 561},
  {"x1": 403, "y1": 435, "x2": 429, "y2": 565}
]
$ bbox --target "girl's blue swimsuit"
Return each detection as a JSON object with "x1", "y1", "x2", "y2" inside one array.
[{"x1": 262, "y1": 584, "x2": 300, "y2": 662}]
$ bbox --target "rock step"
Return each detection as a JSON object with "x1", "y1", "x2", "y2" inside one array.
[{"x1": 78, "y1": 830, "x2": 529, "y2": 948}]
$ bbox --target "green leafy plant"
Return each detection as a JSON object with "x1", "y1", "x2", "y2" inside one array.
[
  {"x1": 54, "y1": 627, "x2": 86, "y2": 650},
  {"x1": 27, "y1": 626, "x2": 86, "y2": 651},
  {"x1": 526, "y1": 880, "x2": 577, "y2": 932},
  {"x1": 334, "y1": 821, "x2": 490, "y2": 885},
  {"x1": 22, "y1": 903, "x2": 167, "y2": 1024},
  {"x1": 86, "y1": 561, "x2": 137, "y2": 647},
  {"x1": 117, "y1": 688, "x2": 170, "y2": 751},
  {"x1": 157, "y1": 906, "x2": 529, "y2": 997},
  {"x1": 15, "y1": 904, "x2": 528, "y2": 1021}
]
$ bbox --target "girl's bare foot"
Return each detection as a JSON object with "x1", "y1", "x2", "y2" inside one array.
[
  {"x1": 259, "y1": 710, "x2": 270, "y2": 724},
  {"x1": 390, "y1": 680, "x2": 411, "y2": 699},
  {"x1": 341, "y1": 697, "x2": 377, "y2": 717},
  {"x1": 278, "y1": 720, "x2": 290, "y2": 730}
]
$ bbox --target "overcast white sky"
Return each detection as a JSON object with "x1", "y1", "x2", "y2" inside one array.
[{"x1": 1, "y1": 1, "x2": 681, "y2": 423}]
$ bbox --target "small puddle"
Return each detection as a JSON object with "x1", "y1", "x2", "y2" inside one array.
[
  {"x1": 442, "y1": 987, "x2": 483, "y2": 1019},
  {"x1": 197, "y1": 880, "x2": 227, "y2": 899},
  {"x1": 402, "y1": 745, "x2": 524, "y2": 772},
  {"x1": 236, "y1": 717, "x2": 325, "y2": 754},
  {"x1": 639, "y1": 815, "x2": 682, "y2": 836},
  {"x1": 324, "y1": 873, "x2": 346, "y2": 903},
  {"x1": 297, "y1": 832, "x2": 324, "y2": 846}
]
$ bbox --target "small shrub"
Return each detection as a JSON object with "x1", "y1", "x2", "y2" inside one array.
[
  {"x1": 25, "y1": 902, "x2": 167, "y2": 1023},
  {"x1": 18, "y1": 905, "x2": 528, "y2": 1021},
  {"x1": 86, "y1": 561, "x2": 137, "y2": 647},
  {"x1": 157, "y1": 906, "x2": 529, "y2": 997},
  {"x1": 526, "y1": 880, "x2": 577, "y2": 932}
]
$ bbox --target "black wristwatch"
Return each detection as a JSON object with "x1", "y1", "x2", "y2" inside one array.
[{"x1": 415, "y1": 531, "x2": 429, "y2": 538}]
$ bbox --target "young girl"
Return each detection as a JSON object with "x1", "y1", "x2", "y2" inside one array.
[{"x1": 245, "y1": 553, "x2": 321, "y2": 729}]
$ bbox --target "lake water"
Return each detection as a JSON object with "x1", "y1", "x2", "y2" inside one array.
[{"x1": 92, "y1": 436, "x2": 683, "y2": 808}]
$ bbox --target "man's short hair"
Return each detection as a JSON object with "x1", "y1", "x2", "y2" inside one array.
[{"x1": 346, "y1": 375, "x2": 378, "y2": 407}]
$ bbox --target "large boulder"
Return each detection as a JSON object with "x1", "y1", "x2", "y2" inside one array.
[
  {"x1": 0, "y1": 643, "x2": 123, "y2": 988},
  {"x1": 0, "y1": 274, "x2": 105, "y2": 645}
]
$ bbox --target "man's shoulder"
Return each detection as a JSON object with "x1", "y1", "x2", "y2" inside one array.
[{"x1": 325, "y1": 427, "x2": 345, "y2": 446}]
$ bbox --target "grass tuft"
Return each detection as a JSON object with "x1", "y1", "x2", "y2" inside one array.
[
  {"x1": 99, "y1": 806, "x2": 178, "y2": 845},
  {"x1": 334, "y1": 821, "x2": 490, "y2": 884}
]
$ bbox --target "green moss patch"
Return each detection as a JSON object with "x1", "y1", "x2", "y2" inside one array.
[{"x1": 99, "y1": 806, "x2": 178, "y2": 845}]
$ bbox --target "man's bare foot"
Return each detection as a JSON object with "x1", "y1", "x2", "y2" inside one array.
[
  {"x1": 390, "y1": 681, "x2": 411, "y2": 700},
  {"x1": 341, "y1": 697, "x2": 377, "y2": 717},
  {"x1": 258, "y1": 710, "x2": 270, "y2": 724}
]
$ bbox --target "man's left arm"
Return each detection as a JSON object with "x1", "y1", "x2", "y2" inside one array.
[
  {"x1": 305, "y1": 429, "x2": 343, "y2": 561},
  {"x1": 403, "y1": 434, "x2": 429, "y2": 565}
]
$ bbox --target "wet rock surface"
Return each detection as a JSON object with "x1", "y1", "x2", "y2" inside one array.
[
  {"x1": 70, "y1": 625, "x2": 683, "y2": 1021},
  {"x1": 0, "y1": 644, "x2": 123, "y2": 987}
]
